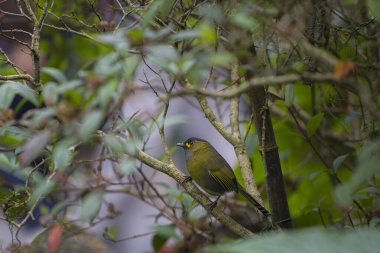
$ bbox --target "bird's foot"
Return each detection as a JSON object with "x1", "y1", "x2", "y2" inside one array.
[
  {"x1": 208, "y1": 195, "x2": 222, "y2": 211},
  {"x1": 209, "y1": 200, "x2": 218, "y2": 211},
  {"x1": 181, "y1": 176, "x2": 192, "y2": 184}
]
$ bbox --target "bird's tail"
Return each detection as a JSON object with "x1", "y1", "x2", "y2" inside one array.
[{"x1": 237, "y1": 185, "x2": 271, "y2": 218}]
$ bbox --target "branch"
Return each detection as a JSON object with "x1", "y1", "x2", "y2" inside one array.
[
  {"x1": 196, "y1": 94, "x2": 235, "y2": 141},
  {"x1": 134, "y1": 149, "x2": 254, "y2": 238},
  {"x1": 172, "y1": 73, "x2": 346, "y2": 98},
  {"x1": 0, "y1": 74, "x2": 34, "y2": 83},
  {"x1": 229, "y1": 66, "x2": 262, "y2": 203}
]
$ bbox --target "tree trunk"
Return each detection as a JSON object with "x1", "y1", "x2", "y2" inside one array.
[{"x1": 249, "y1": 87, "x2": 292, "y2": 229}]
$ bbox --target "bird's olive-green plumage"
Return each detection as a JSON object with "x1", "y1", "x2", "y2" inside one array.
[{"x1": 177, "y1": 137, "x2": 270, "y2": 218}]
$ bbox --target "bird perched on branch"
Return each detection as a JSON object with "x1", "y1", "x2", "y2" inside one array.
[{"x1": 177, "y1": 137, "x2": 270, "y2": 218}]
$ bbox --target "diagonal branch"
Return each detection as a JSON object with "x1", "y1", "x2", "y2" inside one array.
[
  {"x1": 134, "y1": 149, "x2": 255, "y2": 238},
  {"x1": 171, "y1": 73, "x2": 351, "y2": 98}
]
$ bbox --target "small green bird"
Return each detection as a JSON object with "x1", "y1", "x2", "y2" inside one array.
[{"x1": 177, "y1": 137, "x2": 270, "y2": 218}]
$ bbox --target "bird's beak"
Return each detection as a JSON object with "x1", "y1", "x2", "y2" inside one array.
[{"x1": 176, "y1": 142, "x2": 185, "y2": 148}]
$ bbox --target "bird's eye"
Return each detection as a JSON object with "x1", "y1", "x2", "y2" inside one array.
[{"x1": 185, "y1": 140, "x2": 193, "y2": 148}]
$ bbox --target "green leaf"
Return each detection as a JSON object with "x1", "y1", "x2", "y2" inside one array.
[
  {"x1": 170, "y1": 30, "x2": 199, "y2": 41},
  {"x1": 105, "y1": 225, "x2": 118, "y2": 241},
  {"x1": 42, "y1": 82, "x2": 59, "y2": 105},
  {"x1": 56, "y1": 80, "x2": 83, "y2": 93},
  {"x1": 335, "y1": 139, "x2": 380, "y2": 206},
  {"x1": 114, "y1": 118, "x2": 145, "y2": 139},
  {"x1": 198, "y1": 22, "x2": 217, "y2": 43},
  {"x1": 94, "y1": 52, "x2": 121, "y2": 77},
  {"x1": 163, "y1": 115, "x2": 188, "y2": 127},
  {"x1": 332, "y1": 154, "x2": 349, "y2": 171},
  {"x1": 206, "y1": 228, "x2": 380, "y2": 253},
  {"x1": 103, "y1": 134, "x2": 126, "y2": 156},
  {"x1": 124, "y1": 55, "x2": 140, "y2": 81},
  {"x1": 39, "y1": 204, "x2": 50, "y2": 215},
  {"x1": 284, "y1": 85, "x2": 294, "y2": 106},
  {"x1": 28, "y1": 180, "x2": 55, "y2": 208},
  {"x1": 30, "y1": 108, "x2": 56, "y2": 129},
  {"x1": 80, "y1": 190, "x2": 104, "y2": 222},
  {"x1": 368, "y1": 0, "x2": 380, "y2": 21},
  {"x1": 79, "y1": 111, "x2": 104, "y2": 141},
  {"x1": 3, "y1": 82, "x2": 38, "y2": 106},
  {"x1": 0, "y1": 188, "x2": 12, "y2": 205},
  {"x1": 98, "y1": 80, "x2": 117, "y2": 109},
  {"x1": 0, "y1": 153, "x2": 14, "y2": 170},
  {"x1": 177, "y1": 193, "x2": 194, "y2": 212},
  {"x1": 152, "y1": 233, "x2": 169, "y2": 253},
  {"x1": 147, "y1": 55, "x2": 177, "y2": 74},
  {"x1": 0, "y1": 83, "x2": 16, "y2": 108},
  {"x1": 231, "y1": 12, "x2": 258, "y2": 30},
  {"x1": 119, "y1": 159, "x2": 136, "y2": 176},
  {"x1": 306, "y1": 112, "x2": 324, "y2": 137},
  {"x1": 208, "y1": 52, "x2": 236, "y2": 68},
  {"x1": 0, "y1": 133, "x2": 24, "y2": 146},
  {"x1": 154, "y1": 224, "x2": 178, "y2": 239},
  {"x1": 52, "y1": 138, "x2": 75, "y2": 171},
  {"x1": 41, "y1": 67, "x2": 67, "y2": 83},
  {"x1": 197, "y1": 3, "x2": 223, "y2": 23},
  {"x1": 141, "y1": 0, "x2": 176, "y2": 29}
]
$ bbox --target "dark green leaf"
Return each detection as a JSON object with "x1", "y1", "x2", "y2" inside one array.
[
  {"x1": 332, "y1": 154, "x2": 349, "y2": 171},
  {"x1": 306, "y1": 112, "x2": 324, "y2": 137},
  {"x1": 141, "y1": 0, "x2": 176, "y2": 29},
  {"x1": 368, "y1": 0, "x2": 380, "y2": 21},
  {"x1": 152, "y1": 234, "x2": 169, "y2": 253},
  {"x1": 284, "y1": 85, "x2": 294, "y2": 106}
]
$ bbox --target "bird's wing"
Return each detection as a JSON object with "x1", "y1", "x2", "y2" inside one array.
[{"x1": 208, "y1": 168, "x2": 236, "y2": 192}]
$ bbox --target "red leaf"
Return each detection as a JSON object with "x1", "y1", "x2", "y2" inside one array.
[
  {"x1": 333, "y1": 60, "x2": 355, "y2": 78},
  {"x1": 47, "y1": 224, "x2": 63, "y2": 253}
]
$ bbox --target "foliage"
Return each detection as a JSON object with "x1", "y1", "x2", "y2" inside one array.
[
  {"x1": 206, "y1": 227, "x2": 380, "y2": 253},
  {"x1": 0, "y1": 0, "x2": 379, "y2": 252}
]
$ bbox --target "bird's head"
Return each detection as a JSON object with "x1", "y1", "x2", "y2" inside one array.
[{"x1": 176, "y1": 137, "x2": 210, "y2": 155}]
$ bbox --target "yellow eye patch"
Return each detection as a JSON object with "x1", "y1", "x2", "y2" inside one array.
[{"x1": 185, "y1": 142, "x2": 191, "y2": 148}]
